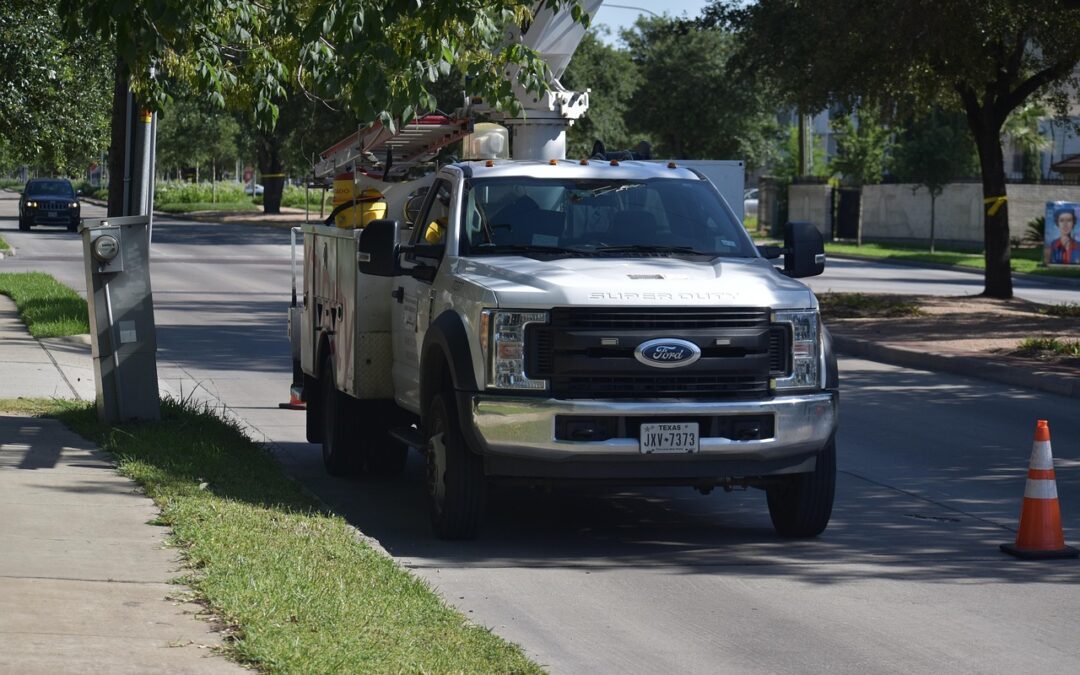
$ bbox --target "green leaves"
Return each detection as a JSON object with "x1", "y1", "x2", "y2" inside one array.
[{"x1": 0, "y1": 0, "x2": 111, "y2": 173}]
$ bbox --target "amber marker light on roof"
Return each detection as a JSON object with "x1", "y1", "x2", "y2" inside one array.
[
  {"x1": 610, "y1": 159, "x2": 619, "y2": 166},
  {"x1": 549, "y1": 159, "x2": 558, "y2": 165},
  {"x1": 668, "y1": 162, "x2": 677, "y2": 168},
  {"x1": 580, "y1": 159, "x2": 589, "y2": 165},
  {"x1": 485, "y1": 160, "x2": 494, "y2": 167}
]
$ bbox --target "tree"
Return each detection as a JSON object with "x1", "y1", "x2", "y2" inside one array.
[
  {"x1": 718, "y1": 0, "x2": 1080, "y2": 298},
  {"x1": 891, "y1": 108, "x2": 979, "y2": 253},
  {"x1": 156, "y1": 97, "x2": 241, "y2": 184},
  {"x1": 1003, "y1": 102, "x2": 1051, "y2": 183},
  {"x1": 59, "y1": 1, "x2": 588, "y2": 215},
  {"x1": 622, "y1": 17, "x2": 779, "y2": 168},
  {"x1": 0, "y1": 0, "x2": 111, "y2": 175},
  {"x1": 829, "y1": 108, "x2": 892, "y2": 187},
  {"x1": 772, "y1": 124, "x2": 829, "y2": 183},
  {"x1": 560, "y1": 29, "x2": 643, "y2": 158}
]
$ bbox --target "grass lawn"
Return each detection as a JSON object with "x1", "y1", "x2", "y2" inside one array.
[
  {"x1": 0, "y1": 272, "x2": 89, "y2": 337},
  {"x1": 824, "y1": 242, "x2": 1080, "y2": 279},
  {"x1": 0, "y1": 234, "x2": 9, "y2": 251},
  {"x1": 817, "y1": 292, "x2": 923, "y2": 319},
  {"x1": 25, "y1": 397, "x2": 541, "y2": 674},
  {"x1": 157, "y1": 202, "x2": 260, "y2": 214}
]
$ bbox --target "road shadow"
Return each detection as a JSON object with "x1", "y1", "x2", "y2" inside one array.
[{"x1": 270, "y1": 435, "x2": 1080, "y2": 587}]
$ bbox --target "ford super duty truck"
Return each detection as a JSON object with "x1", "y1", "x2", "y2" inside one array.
[
  {"x1": 287, "y1": 0, "x2": 836, "y2": 540},
  {"x1": 290, "y1": 156, "x2": 837, "y2": 540}
]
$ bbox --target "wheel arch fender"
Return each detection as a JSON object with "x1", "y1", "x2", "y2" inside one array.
[
  {"x1": 823, "y1": 325, "x2": 839, "y2": 392},
  {"x1": 420, "y1": 310, "x2": 479, "y2": 411}
]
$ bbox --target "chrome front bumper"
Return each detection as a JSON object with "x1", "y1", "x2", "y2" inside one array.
[{"x1": 467, "y1": 392, "x2": 838, "y2": 464}]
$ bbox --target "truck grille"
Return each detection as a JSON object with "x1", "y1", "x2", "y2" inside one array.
[{"x1": 528, "y1": 307, "x2": 789, "y2": 400}]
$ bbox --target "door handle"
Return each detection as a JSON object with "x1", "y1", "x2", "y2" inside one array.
[{"x1": 391, "y1": 287, "x2": 404, "y2": 303}]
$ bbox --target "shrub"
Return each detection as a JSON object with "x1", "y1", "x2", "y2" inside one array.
[
  {"x1": 1024, "y1": 216, "x2": 1045, "y2": 246},
  {"x1": 155, "y1": 181, "x2": 249, "y2": 205}
]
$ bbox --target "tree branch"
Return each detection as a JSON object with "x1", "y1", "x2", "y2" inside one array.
[{"x1": 1001, "y1": 56, "x2": 1080, "y2": 120}]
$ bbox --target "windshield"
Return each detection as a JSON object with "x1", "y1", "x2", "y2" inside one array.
[
  {"x1": 460, "y1": 177, "x2": 754, "y2": 257},
  {"x1": 27, "y1": 180, "x2": 74, "y2": 197}
]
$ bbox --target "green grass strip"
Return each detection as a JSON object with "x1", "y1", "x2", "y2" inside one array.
[
  {"x1": 45, "y1": 398, "x2": 541, "y2": 674},
  {"x1": 0, "y1": 234, "x2": 9, "y2": 251},
  {"x1": 157, "y1": 202, "x2": 260, "y2": 214},
  {"x1": 824, "y1": 242, "x2": 1080, "y2": 279},
  {"x1": 1017, "y1": 337, "x2": 1080, "y2": 357},
  {"x1": 0, "y1": 272, "x2": 89, "y2": 337},
  {"x1": 818, "y1": 292, "x2": 923, "y2": 318}
]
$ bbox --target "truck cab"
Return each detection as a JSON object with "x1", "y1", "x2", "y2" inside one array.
[{"x1": 296, "y1": 157, "x2": 838, "y2": 540}]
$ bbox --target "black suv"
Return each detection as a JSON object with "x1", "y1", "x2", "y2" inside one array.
[{"x1": 18, "y1": 178, "x2": 81, "y2": 232}]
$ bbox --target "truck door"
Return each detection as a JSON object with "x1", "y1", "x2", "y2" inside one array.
[{"x1": 391, "y1": 178, "x2": 452, "y2": 412}]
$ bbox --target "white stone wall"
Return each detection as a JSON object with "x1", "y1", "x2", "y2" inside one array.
[
  {"x1": 860, "y1": 183, "x2": 1080, "y2": 245},
  {"x1": 788, "y1": 184, "x2": 834, "y2": 240}
]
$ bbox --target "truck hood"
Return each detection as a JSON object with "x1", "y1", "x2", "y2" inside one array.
[{"x1": 452, "y1": 255, "x2": 816, "y2": 309}]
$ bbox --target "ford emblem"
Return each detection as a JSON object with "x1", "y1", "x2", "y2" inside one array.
[{"x1": 634, "y1": 338, "x2": 701, "y2": 369}]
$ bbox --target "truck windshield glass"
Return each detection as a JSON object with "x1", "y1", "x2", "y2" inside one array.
[
  {"x1": 26, "y1": 180, "x2": 75, "y2": 197},
  {"x1": 460, "y1": 177, "x2": 753, "y2": 257}
]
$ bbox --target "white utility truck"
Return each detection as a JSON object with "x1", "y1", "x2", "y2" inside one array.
[{"x1": 288, "y1": 2, "x2": 838, "y2": 539}]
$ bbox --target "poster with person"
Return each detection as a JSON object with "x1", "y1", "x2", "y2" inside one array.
[{"x1": 1045, "y1": 202, "x2": 1080, "y2": 265}]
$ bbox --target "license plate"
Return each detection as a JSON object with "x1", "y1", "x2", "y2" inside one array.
[
  {"x1": 48, "y1": 211, "x2": 58, "y2": 218},
  {"x1": 640, "y1": 422, "x2": 699, "y2": 454}
]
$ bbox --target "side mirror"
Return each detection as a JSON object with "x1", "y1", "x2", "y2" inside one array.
[
  {"x1": 783, "y1": 221, "x2": 826, "y2": 278},
  {"x1": 357, "y1": 219, "x2": 401, "y2": 277}
]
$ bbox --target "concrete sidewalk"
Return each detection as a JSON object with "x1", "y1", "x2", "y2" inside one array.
[{"x1": 0, "y1": 302, "x2": 243, "y2": 673}]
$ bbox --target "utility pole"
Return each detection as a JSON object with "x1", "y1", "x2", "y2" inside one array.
[{"x1": 84, "y1": 63, "x2": 161, "y2": 423}]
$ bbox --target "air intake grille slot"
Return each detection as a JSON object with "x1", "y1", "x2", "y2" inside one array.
[{"x1": 549, "y1": 307, "x2": 769, "y2": 331}]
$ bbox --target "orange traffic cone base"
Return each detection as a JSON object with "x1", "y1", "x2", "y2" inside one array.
[
  {"x1": 278, "y1": 385, "x2": 306, "y2": 410},
  {"x1": 999, "y1": 542, "x2": 1078, "y2": 560}
]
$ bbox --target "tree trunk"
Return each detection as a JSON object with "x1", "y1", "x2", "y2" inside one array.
[
  {"x1": 929, "y1": 191, "x2": 936, "y2": 254},
  {"x1": 970, "y1": 114, "x2": 1013, "y2": 299},
  {"x1": 106, "y1": 55, "x2": 131, "y2": 217},
  {"x1": 256, "y1": 127, "x2": 285, "y2": 214}
]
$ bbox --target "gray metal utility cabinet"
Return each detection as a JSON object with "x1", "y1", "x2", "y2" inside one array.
[{"x1": 80, "y1": 215, "x2": 161, "y2": 422}]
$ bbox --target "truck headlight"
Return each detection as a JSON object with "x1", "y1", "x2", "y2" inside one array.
[
  {"x1": 772, "y1": 309, "x2": 821, "y2": 392},
  {"x1": 480, "y1": 310, "x2": 548, "y2": 391}
]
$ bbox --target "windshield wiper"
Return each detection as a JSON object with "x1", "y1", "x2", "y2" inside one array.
[
  {"x1": 473, "y1": 243, "x2": 583, "y2": 255},
  {"x1": 593, "y1": 244, "x2": 714, "y2": 255}
]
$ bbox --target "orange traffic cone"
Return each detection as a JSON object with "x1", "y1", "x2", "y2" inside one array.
[
  {"x1": 278, "y1": 384, "x2": 306, "y2": 410},
  {"x1": 1000, "y1": 420, "x2": 1078, "y2": 560}
]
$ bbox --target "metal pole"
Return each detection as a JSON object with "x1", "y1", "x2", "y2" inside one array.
[
  {"x1": 122, "y1": 90, "x2": 134, "y2": 215},
  {"x1": 147, "y1": 111, "x2": 157, "y2": 245}
]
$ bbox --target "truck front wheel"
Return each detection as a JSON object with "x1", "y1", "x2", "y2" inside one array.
[
  {"x1": 766, "y1": 436, "x2": 836, "y2": 538},
  {"x1": 425, "y1": 392, "x2": 486, "y2": 539}
]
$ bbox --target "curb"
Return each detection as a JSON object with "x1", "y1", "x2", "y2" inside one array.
[
  {"x1": 832, "y1": 334, "x2": 1080, "y2": 399},
  {"x1": 827, "y1": 252, "x2": 1080, "y2": 289}
]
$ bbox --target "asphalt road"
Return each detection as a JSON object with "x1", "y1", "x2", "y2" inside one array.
[{"x1": 2, "y1": 191, "x2": 1079, "y2": 673}]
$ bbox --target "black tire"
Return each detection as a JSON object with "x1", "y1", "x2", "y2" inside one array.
[
  {"x1": 67, "y1": 221, "x2": 78, "y2": 232},
  {"x1": 766, "y1": 436, "x2": 836, "y2": 538},
  {"x1": 320, "y1": 358, "x2": 362, "y2": 476},
  {"x1": 18, "y1": 218, "x2": 30, "y2": 231},
  {"x1": 425, "y1": 392, "x2": 486, "y2": 539},
  {"x1": 304, "y1": 373, "x2": 322, "y2": 443}
]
